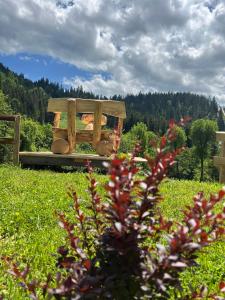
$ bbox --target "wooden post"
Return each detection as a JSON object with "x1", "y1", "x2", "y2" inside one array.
[
  {"x1": 93, "y1": 102, "x2": 103, "y2": 148},
  {"x1": 67, "y1": 100, "x2": 76, "y2": 154},
  {"x1": 13, "y1": 115, "x2": 21, "y2": 165},
  {"x1": 115, "y1": 117, "x2": 123, "y2": 150},
  {"x1": 0, "y1": 115, "x2": 21, "y2": 165},
  {"x1": 219, "y1": 141, "x2": 225, "y2": 183},
  {"x1": 53, "y1": 112, "x2": 61, "y2": 128}
]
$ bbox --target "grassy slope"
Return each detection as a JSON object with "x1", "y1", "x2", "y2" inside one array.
[{"x1": 0, "y1": 165, "x2": 224, "y2": 299}]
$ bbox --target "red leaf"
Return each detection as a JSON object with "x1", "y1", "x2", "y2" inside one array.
[
  {"x1": 219, "y1": 281, "x2": 225, "y2": 292},
  {"x1": 218, "y1": 189, "x2": 225, "y2": 199},
  {"x1": 83, "y1": 259, "x2": 91, "y2": 270}
]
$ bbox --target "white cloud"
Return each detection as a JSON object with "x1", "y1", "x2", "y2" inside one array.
[{"x1": 0, "y1": 0, "x2": 225, "y2": 102}]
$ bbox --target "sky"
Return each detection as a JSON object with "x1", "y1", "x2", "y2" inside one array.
[{"x1": 0, "y1": 0, "x2": 225, "y2": 102}]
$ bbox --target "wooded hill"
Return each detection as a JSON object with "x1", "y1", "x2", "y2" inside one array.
[{"x1": 0, "y1": 62, "x2": 222, "y2": 133}]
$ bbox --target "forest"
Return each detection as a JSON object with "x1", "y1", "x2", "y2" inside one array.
[{"x1": 0, "y1": 62, "x2": 224, "y2": 181}]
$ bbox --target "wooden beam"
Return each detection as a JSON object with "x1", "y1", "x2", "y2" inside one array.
[
  {"x1": 48, "y1": 98, "x2": 126, "y2": 118},
  {"x1": 13, "y1": 115, "x2": 21, "y2": 165},
  {"x1": 67, "y1": 100, "x2": 76, "y2": 153},
  {"x1": 93, "y1": 102, "x2": 103, "y2": 148},
  {"x1": 114, "y1": 118, "x2": 123, "y2": 151},
  {"x1": 0, "y1": 115, "x2": 17, "y2": 121},
  {"x1": 19, "y1": 151, "x2": 147, "y2": 169},
  {"x1": 214, "y1": 156, "x2": 225, "y2": 167},
  {"x1": 216, "y1": 132, "x2": 225, "y2": 142},
  {"x1": 0, "y1": 138, "x2": 14, "y2": 144},
  {"x1": 53, "y1": 112, "x2": 61, "y2": 128}
]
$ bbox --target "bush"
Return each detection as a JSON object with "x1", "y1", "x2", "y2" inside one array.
[
  {"x1": 119, "y1": 122, "x2": 157, "y2": 157},
  {"x1": 4, "y1": 122, "x2": 225, "y2": 299},
  {"x1": 20, "y1": 118, "x2": 52, "y2": 152}
]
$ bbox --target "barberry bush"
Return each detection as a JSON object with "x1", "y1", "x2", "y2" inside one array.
[{"x1": 3, "y1": 121, "x2": 225, "y2": 299}]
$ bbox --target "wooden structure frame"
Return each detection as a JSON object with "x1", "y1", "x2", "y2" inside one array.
[
  {"x1": 214, "y1": 131, "x2": 225, "y2": 183},
  {"x1": 0, "y1": 115, "x2": 21, "y2": 164},
  {"x1": 48, "y1": 98, "x2": 126, "y2": 155},
  {"x1": 19, "y1": 99, "x2": 147, "y2": 168}
]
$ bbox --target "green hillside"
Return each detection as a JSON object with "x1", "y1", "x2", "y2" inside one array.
[{"x1": 0, "y1": 62, "x2": 222, "y2": 133}]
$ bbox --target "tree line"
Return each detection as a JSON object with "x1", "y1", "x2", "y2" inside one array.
[
  {"x1": 1, "y1": 62, "x2": 224, "y2": 133},
  {"x1": 0, "y1": 62, "x2": 224, "y2": 181}
]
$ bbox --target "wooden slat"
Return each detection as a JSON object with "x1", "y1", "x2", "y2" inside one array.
[
  {"x1": 48, "y1": 98, "x2": 126, "y2": 118},
  {"x1": 52, "y1": 128, "x2": 113, "y2": 143},
  {"x1": 53, "y1": 128, "x2": 68, "y2": 140},
  {"x1": 93, "y1": 102, "x2": 103, "y2": 148},
  {"x1": 0, "y1": 138, "x2": 14, "y2": 145},
  {"x1": 19, "y1": 151, "x2": 147, "y2": 168},
  {"x1": 101, "y1": 101, "x2": 126, "y2": 119},
  {"x1": 0, "y1": 115, "x2": 17, "y2": 121},
  {"x1": 213, "y1": 156, "x2": 225, "y2": 167},
  {"x1": 13, "y1": 115, "x2": 20, "y2": 164},
  {"x1": 67, "y1": 100, "x2": 76, "y2": 153},
  {"x1": 53, "y1": 112, "x2": 61, "y2": 128},
  {"x1": 216, "y1": 132, "x2": 225, "y2": 142}
]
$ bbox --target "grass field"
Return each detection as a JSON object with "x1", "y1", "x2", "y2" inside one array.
[{"x1": 0, "y1": 165, "x2": 224, "y2": 299}]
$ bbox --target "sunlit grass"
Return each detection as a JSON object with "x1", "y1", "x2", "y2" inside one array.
[{"x1": 0, "y1": 165, "x2": 224, "y2": 298}]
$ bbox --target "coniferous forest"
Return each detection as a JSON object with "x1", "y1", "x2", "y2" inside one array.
[{"x1": 0, "y1": 62, "x2": 223, "y2": 133}]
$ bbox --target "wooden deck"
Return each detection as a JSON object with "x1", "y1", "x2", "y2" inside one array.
[{"x1": 19, "y1": 152, "x2": 147, "y2": 168}]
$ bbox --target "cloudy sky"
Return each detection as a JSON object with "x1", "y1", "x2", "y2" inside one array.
[{"x1": 0, "y1": 0, "x2": 225, "y2": 102}]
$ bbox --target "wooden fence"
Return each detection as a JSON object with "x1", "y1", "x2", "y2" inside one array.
[
  {"x1": 0, "y1": 115, "x2": 21, "y2": 164},
  {"x1": 213, "y1": 131, "x2": 225, "y2": 183}
]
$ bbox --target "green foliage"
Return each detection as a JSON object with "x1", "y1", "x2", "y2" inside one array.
[
  {"x1": 171, "y1": 125, "x2": 187, "y2": 149},
  {"x1": 170, "y1": 148, "x2": 197, "y2": 179},
  {"x1": 121, "y1": 93, "x2": 219, "y2": 133},
  {"x1": 20, "y1": 118, "x2": 52, "y2": 151},
  {"x1": 190, "y1": 119, "x2": 218, "y2": 181},
  {"x1": 120, "y1": 122, "x2": 157, "y2": 156},
  {"x1": 0, "y1": 89, "x2": 11, "y2": 115}
]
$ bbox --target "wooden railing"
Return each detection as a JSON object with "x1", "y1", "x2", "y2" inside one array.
[
  {"x1": 213, "y1": 131, "x2": 225, "y2": 183},
  {"x1": 0, "y1": 115, "x2": 21, "y2": 164}
]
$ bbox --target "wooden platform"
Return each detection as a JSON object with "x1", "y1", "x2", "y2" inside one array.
[{"x1": 19, "y1": 152, "x2": 147, "y2": 168}]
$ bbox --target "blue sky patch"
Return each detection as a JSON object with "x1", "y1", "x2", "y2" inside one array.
[{"x1": 0, "y1": 52, "x2": 106, "y2": 87}]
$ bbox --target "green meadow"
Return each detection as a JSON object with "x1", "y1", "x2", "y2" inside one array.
[{"x1": 0, "y1": 165, "x2": 224, "y2": 299}]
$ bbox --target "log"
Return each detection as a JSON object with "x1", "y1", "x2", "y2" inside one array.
[
  {"x1": 51, "y1": 138, "x2": 69, "y2": 154},
  {"x1": 48, "y1": 98, "x2": 126, "y2": 118},
  {"x1": 53, "y1": 128, "x2": 68, "y2": 140},
  {"x1": 67, "y1": 100, "x2": 76, "y2": 153},
  {"x1": 96, "y1": 140, "x2": 114, "y2": 156},
  {"x1": 93, "y1": 102, "x2": 103, "y2": 148}
]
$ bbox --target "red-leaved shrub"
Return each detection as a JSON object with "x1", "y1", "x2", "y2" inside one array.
[{"x1": 3, "y1": 121, "x2": 225, "y2": 299}]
